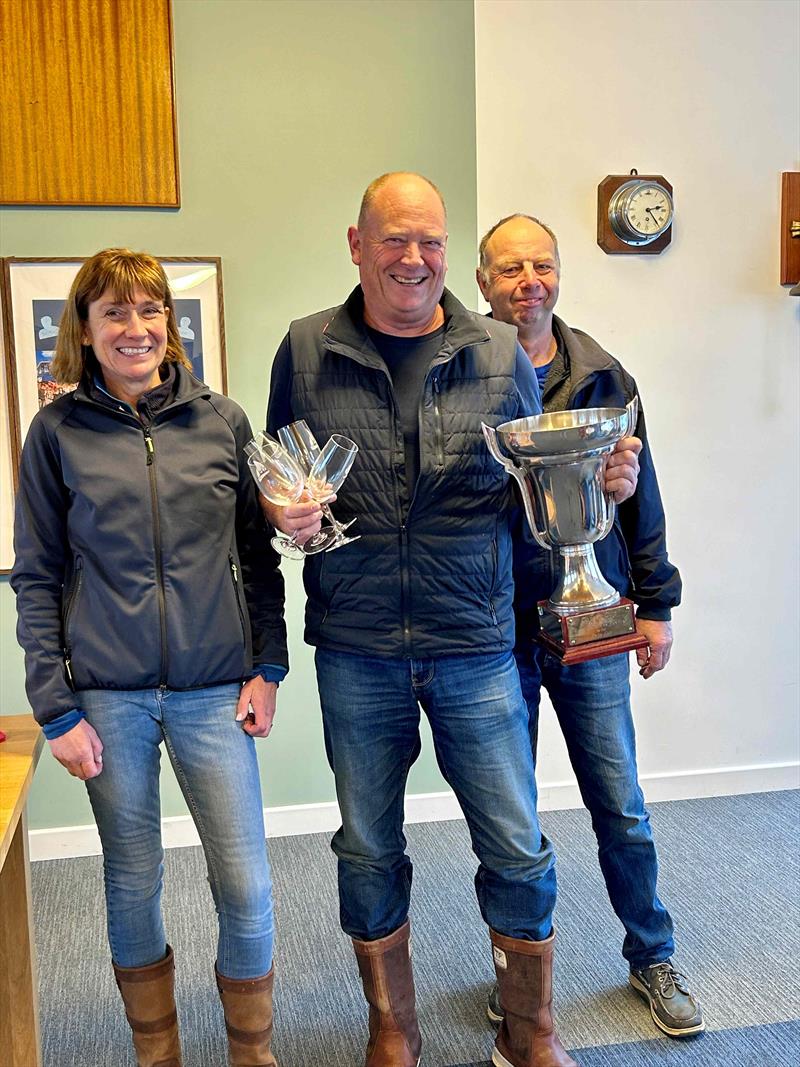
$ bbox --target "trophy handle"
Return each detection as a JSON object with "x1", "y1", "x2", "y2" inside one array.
[
  {"x1": 481, "y1": 422, "x2": 552, "y2": 551},
  {"x1": 625, "y1": 395, "x2": 639, "y2": 436}
]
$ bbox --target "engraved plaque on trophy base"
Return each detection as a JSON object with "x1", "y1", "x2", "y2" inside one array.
[{"x1": 536, "y1": 596, "x2": 649, "y2": 665}]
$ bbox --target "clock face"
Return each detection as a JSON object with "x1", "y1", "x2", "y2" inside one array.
[
  {"x1": 608, "y1": 179, "x2": 674, "y2": 245},
  {"x1": 625, "y1": 184, "x2": 673, "y2": 238}
]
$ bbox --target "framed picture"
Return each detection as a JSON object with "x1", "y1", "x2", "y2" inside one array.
[{"x1": 2, "y1": 256, "x2": 227, "y2": 474}]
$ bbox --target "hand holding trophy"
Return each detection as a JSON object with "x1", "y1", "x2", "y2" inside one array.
[{"x1": 483, "y1": 399, "x2": 649, "y2": 663}]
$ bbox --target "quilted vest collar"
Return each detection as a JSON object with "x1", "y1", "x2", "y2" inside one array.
[{"x1": 322, "y1": 286, "x2": 491, "y2": 369}]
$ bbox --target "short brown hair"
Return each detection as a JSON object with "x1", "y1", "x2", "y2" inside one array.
[
  {"x1": 52, "y1": 249, "x2": 190, "y2": 384},
  {"x1": 478, "y1": 214, "x2": 560, "y2": 282},
  {"x1": 357, "y1": 172, "x2": 447, "y2": 229}
]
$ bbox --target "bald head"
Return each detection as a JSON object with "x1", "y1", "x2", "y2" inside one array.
[
  {"x1": 476, "y1": 214, "x2": 561, "y2": 345},
  {"x1": 358, "y1": 172, "x2": 447, "y2": 229},
  {"x1": 478, "y1": 214, "x2": 559, "y2": 283},
  {"x1": 347, "y1": 172, "x2": 449, "y2": 336}
]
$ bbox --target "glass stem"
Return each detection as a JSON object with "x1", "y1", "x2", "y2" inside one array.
[{"x1": 320, "y1": 501, "x2": 341, "y2": 532}]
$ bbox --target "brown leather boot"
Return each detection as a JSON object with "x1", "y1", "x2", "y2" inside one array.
[
  {"x1": 352, "y1": 920, "x2": 422, "y2": 1066},
  {"x1": 490, "y1": 929, "x2": 577, "y2": 1067},
  {"x1": 113, "y1": 945, "x2": 182, "y2": 1067},
  {"x1": 216, "y1": 966, "x2": 278, "y2": 1066}
]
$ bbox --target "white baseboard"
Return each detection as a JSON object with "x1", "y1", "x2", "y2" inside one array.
[{"x1": 28, "y1": 761, "x2": 799, "y2": 862}]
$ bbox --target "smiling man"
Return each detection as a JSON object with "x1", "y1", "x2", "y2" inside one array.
[
  {"x1": 477, "y1": 213, "x2": 702, "y2": 1040},
  {"x1": 263, "y1": 173, "x2": 591, "y2": 1067}
]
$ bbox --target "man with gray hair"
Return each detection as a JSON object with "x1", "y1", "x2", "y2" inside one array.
[{"x1": 477, "y1": 212, "x2": 703, "y2": 1039}]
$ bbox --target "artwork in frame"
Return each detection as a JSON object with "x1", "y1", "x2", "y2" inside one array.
[{"x1": 2, "y1": 257, "x2": 227, "y2": 475}]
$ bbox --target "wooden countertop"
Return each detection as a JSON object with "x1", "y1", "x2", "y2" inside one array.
[{"x1": 0, "y1": 715, "x2": 44, "y2": 871}]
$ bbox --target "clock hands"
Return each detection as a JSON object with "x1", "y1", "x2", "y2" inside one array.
[{"x1": 645, "y1": 205, "x2": 664, "y2": 230}]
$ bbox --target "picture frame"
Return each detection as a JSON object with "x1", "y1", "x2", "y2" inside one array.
[
  {"x1": 0, "y1": 277, "x2": 14, "y2": 572},
  {"x1": 2, "y1": 257, "x2": 227, "y2": 481}
]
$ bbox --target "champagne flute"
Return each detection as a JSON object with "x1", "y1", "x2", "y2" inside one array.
[
  {"x1": 278, "y1": 420, "x2": 357, "y2": 536},
  {"x1": 304, "y1": 434, "x2": 361, "y2": 552},
  {"x1": 245, "y1": 436, "x2": 332, "y2": 558}
]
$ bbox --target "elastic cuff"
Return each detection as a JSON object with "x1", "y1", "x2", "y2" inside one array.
[
  {"x1": 251, "y1": 663, "x2": 288, "y2": 686},
  {"x1": 635, "y1": 607, "x2": 673, "y2": 622},
  {"x1": 42, "y1": 708, "x2": 86, "y2": 740}
]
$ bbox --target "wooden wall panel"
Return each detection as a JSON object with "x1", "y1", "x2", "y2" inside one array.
[{"x1": 0, "y1": 0, "x2": 179, "y2": 206}]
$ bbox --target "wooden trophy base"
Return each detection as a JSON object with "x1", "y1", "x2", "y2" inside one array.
[{"x1": 536, "y1": 596, "x2": 649, "y2": 665}]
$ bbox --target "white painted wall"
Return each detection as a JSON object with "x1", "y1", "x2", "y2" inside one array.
[{"x1": 475, "y1": 0, "x2": 800, "y2": 795}]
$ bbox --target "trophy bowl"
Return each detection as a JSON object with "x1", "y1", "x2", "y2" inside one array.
[
  {"x1": 495, "y1": 406, "x2": 634, "y2": 458},
  {"x1": 483, "y1": 399, "x2": 648, "y2": 664}
]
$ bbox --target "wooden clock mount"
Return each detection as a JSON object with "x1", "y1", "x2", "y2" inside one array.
[{"x1": 598, "y1": 172, "x2": 673, "y2": 255}]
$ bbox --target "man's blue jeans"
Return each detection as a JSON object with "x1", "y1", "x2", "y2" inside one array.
[
  {"x1": 80, "y1": 684, "x2": 274, "y2": 978},
  {"x1": 515, "y1": 645, "x2": 675, "y2": 969},
  {"x1": 314, "y1": 648, "x2": 557, "y2": 942}
]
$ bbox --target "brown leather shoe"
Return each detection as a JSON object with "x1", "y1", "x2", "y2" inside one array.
[
  {"x1": 352, "y1": 920, "x2": 422, "y2": 1066},
  {"x1": 490, "y1": 929, "x2": 577, "y2": 1067},
  {"x1": 113, "y1": 945, "x2": 182, "y2": 1067},
  {"x1": 216, "y1": 965, "x2": 278, "y2": 1066}
]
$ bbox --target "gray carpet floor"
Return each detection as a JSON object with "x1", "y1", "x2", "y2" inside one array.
[{"x1": 31, "y1": 790, "x2": 800, "y2": 1066}]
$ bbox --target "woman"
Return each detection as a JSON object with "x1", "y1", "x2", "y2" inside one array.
[{"x1": 11, "y1": 249, "x2": 287, "y2": 1067}]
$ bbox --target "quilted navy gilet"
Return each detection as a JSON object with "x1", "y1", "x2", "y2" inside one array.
[{"x1": 286, "y1": 287, "x2": 524, "y2": 659}]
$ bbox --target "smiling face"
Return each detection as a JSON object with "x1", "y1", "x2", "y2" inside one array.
[
  {"x1": 478, "y1": 217, "x2": 560, "y2": 340},
  {"x1": 347, "y1": 174, "x2": 448, "y2": 336},
  {"x1": 82, "y1": 287, "x2": 168, "y2": 405}
]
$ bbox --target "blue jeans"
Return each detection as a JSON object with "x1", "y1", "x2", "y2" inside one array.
[
  {"x1": 314, "y1": 648, "x2": 556, "y2": 942},
  {"x1": 80, "y1": 685, "x2": 274, "y2": 978},
  {"x1": 515, "y1": 645, "x2": 675, "y2": 969}
]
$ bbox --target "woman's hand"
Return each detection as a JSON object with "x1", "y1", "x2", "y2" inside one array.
[
  {"x1": 48, "y1": 719, "x2": 104, "y2": 780},
  {"x1": 236, "y1": 676, "x2": 278, "y2": 737}
]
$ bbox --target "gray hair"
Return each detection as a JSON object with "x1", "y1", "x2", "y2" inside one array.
[{"x1": 478, "y1": 214, "x2": 559, "y2": 281}]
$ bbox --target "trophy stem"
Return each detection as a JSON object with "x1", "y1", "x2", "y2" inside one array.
[{"x1": 549, "y1": 545, "x2": 620, "y2": 615}]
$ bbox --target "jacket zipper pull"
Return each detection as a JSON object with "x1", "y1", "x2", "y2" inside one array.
[
  {"x1": 144, "y1": 431, "x2": 154, "y2": 465},
  {"x1": 64, "y1": 654, "x2": 74, "y2": 687},
  {"x1": 232, "y1": 561, "x2": 239, "y2": 583}
]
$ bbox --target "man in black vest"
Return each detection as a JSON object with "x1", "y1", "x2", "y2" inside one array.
[
  {"x1": 263, "y1": 174, "x2": 639, "y2": 1067},
  {"x1": 477, "y1": 213, "x2": 703, "y2": 1040}
]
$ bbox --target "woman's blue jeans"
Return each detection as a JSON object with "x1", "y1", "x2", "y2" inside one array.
[
  {"x1": 314, "y1": 648, "x2": 557, "y2": 943},
  {"x1": 80, "y1": 684, "x2": 274, "y2": 978},
  {"x1": 515, "y1": 645, "x2": 675, "y2": 969}
]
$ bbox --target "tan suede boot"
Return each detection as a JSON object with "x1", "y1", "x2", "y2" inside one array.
[
  {"x1": 113, "y1": 945, "x2": 182, "y2": 1067},
  {"x1": 490, "y1": 929, "x2": 577, "y2": 1067},
  {"x1": 352, "y1": 920, "x2": 422, "y2": 1066},
  {"x1": 216, "y1": 966, "x2": 278, "y2": 1066}
]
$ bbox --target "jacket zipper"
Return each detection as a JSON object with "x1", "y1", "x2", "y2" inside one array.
[
  {"x1": 229, "y1": 554, "x2": 247, "y2": 644},
  {"x1": 144, "y1": 428, "x2": 169, "y2": 685},
  {"x1": 431, "y1": 376, "x2": 445, "y2": 469},
  {"x1": 489, "y1": 537, "x2": 498, "y2": 625},
  {"x1": 401, "y1": 344, "x2": 486, "y2": 652},
  {"x1": 63, "y1": 558, "x2": 83, "y2": 688},
  {"x1": 362, "y1": 363, "x2": 411, "y2": 654},
  {"x1": 399, "y1": 523, "x2": 412, "y2": 654}
]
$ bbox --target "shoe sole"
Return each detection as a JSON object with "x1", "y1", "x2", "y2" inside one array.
[
  {"x1": 492, "y1": 1049, "x2": 514, "y2": 1067},
  {"x1": 487, "y1": 1003, "x2": 503, "y2": 1027},
  {"x1": 628, "y1": 974, "x2": 706, "y2": 1037}
]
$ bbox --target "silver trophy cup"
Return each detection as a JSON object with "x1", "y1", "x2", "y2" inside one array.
[{"x1": 482, "y1": 399, "x2": 648, "y2": 661}]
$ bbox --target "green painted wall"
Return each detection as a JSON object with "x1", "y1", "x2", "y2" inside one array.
[{"x1": 0, "y1": 0, "x2": 477, "y2": 830}]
